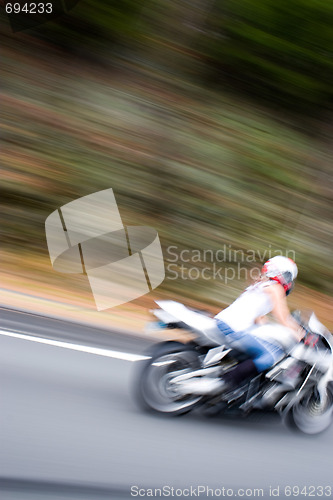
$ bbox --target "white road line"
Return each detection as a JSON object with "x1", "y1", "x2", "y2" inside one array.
[{"x1": 0, "y1": 329, "x2": 150, "y2": 362}]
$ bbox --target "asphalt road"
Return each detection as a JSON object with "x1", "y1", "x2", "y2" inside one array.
[
  {"x1": 0, "y1": 307, "x2": 154, "y2": 354},
  {"x1": 0, "y1": 308, "x2": 332, "y2": 500}
]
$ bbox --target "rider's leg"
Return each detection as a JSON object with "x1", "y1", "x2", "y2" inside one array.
[
  {"x1": 222, "y1": 358, "x2": 258, "y2": 387},
  {"x1": 218, "y1": 328, "x2": 284, "y2": 388},
  {"x1": 221, "y1": 342, "x2": 282, "y2": 389}
]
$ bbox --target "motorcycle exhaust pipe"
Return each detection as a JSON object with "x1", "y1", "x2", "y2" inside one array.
[{"x1": 170, "y1": 377, "x2": 224, "y2": 396}]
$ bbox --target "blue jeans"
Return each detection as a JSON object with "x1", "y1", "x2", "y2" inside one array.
[{"x1": 216, "y1": 320, "x2": 284, "y2": 372}]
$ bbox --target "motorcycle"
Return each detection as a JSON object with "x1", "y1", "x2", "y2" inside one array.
[{"x1": 134, "y1": 301, "x2": 333, "y2": 434}]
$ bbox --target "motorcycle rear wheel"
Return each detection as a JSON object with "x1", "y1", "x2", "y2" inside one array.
[{"x1": 134, "y1": 341, "x2": 202, "y2": 415}]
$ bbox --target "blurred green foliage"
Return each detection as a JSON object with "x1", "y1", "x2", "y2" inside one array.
[
  {"x1": 199, "y1": 0, "x2": 333, "y2": 113},
  {"x1": 27, "y1": 0, "x2": 333, "y2": 114},
  {"x1": 28, "y1": 0, "x2": 142, "y2": 55},
  {"x1": 16, "y1": 0, "x2": 333, "y2": 115}
]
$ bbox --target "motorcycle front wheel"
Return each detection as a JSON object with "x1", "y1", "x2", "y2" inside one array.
[
  {"x1": 290, "y1": 387, "x2": 333, "y2": 435},
  {"x1": 134, "y1": 341, "x2": 203, "y2": 416}
]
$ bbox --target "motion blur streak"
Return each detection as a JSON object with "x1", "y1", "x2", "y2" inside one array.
[
  {"x1": 0, "y1": 477, "x2": 129, "y2": 500},
  {"x1": 0, "y1": 329, "x2": 149, "y2": 362}
]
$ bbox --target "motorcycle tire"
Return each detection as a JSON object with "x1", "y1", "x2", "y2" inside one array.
[
  {"x1": 133, "y1": 341, "x2": 203, "y2": 416},
  {"x1": 288, "y1": 387, "x2": 333, "y2": 435}
]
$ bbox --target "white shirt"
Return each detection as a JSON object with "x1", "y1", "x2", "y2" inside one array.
[{"x1": 215, "y1": 281, "x2": 273, "y2": 332}]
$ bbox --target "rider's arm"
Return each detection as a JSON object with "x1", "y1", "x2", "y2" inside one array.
[
  {"x1": 254, "y1": 315, "x2": 268, "y2": 325},
  {"x1": 264, "y1": 283, "x2": 305, "y2": 342}
]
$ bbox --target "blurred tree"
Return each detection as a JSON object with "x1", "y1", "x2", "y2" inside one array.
[
  {"x1": 28, "y1": 0, "x2": 142, "y2": 57},
  {"x1": 24, "y1": 0, "x2": 333, "y2": 115},
  {"x1": 199, "y1": 0, "x2": 333, "y2": 114}
]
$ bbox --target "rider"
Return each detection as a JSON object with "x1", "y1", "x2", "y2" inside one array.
[{"x1": 214, "y1": 256, "x2": 305, "y2": 389}]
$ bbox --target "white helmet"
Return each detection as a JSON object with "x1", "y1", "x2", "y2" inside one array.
[{"x1": 262, "y1": 256, "x2": 298, "y2": 295}]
